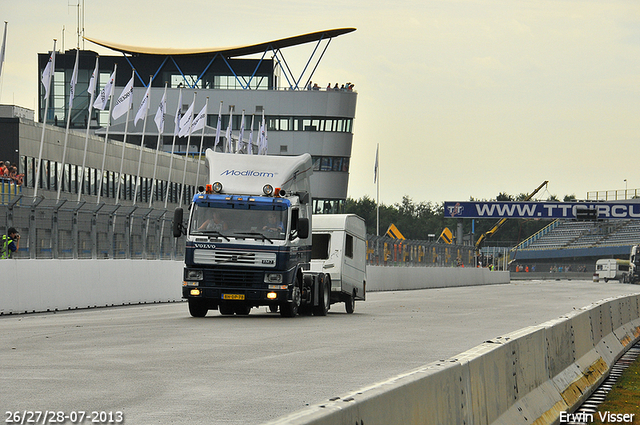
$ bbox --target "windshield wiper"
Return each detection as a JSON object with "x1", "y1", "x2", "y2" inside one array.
[
  {"x1": 233, "y1": 232, "x2": 274, "y2": 244},
  {"x1": 198, "y1": 230, "x2": 230, "y2": 241}
]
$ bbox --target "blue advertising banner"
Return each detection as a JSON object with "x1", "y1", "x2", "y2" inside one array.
[{"x1": 443, "y1": 201, "x2": 640, "y2": 220}]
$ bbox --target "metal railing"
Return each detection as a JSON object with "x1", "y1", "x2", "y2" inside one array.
[
  {"x1": 1, "y1": 196, "x2": 475, "y2": 267},
  {"x1": 587, "y1": 188, "x2": 640, "y2": 200},
  {"x1": 0, "y1": 196, "x2": 185, "y2": 260},
  {"x1": 366, "y1": 235, "x2": 475, "y2": 268}
]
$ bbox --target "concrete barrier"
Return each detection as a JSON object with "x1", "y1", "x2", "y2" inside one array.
[
  {"x1": 264, "y1": 294, "x2": 640, "y2": 425},
  {"x1": 0, "y1": 260, "x2": 509, "y2": 314},
  {"x1": 0, "y1": 259, "x2": 184, "y2": 314},
  {"x1": 366, "y1": 266, "x2": 509, "y2": 291}
]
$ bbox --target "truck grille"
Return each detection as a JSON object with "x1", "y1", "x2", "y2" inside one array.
[
  {"x1": 194, "y1": 249, "x2": 276, "y2": 268},
  {"x1": 203, "y1": 269, "x2": 264, "y2": 286}
]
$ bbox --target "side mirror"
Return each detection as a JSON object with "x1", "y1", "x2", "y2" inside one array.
[
  {"x1": 297, "y1": 217, "x2": 309, "y2": 239},
  {"x1": 173, "y1": 207, "x2": 184, "y2": 237},
  {"x1": 297, "y1": 191, "x2": 310, "y2": 205}
]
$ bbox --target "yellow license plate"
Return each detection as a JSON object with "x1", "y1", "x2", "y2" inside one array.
[{"x1": 222, "y1": 294, "x2": 245, "y2": 300}]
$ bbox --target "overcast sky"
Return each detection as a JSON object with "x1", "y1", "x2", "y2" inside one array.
[{"x1": 1, "y1": 0, "x2": 639, "y2": 205}]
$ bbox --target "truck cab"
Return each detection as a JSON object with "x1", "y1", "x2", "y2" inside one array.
[{"x1": 174, "y1": 150, "x2": 330, "y2": 318}]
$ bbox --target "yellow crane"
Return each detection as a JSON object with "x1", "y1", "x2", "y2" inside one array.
[{"x1": 474, "y1": 181, "x2": 549, "y2": 254}]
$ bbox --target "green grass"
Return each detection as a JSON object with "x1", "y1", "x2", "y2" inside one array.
[{"x1": 591, "y1": 354, "x2": 640, "y2": 425}]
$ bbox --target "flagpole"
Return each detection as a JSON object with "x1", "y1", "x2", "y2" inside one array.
[
  {"x1": 248, "y1": 113, "x2": 255, "y2": 155},
  {"x1": 164, "y1": 88, "x2": 182, "y2": 209},
  {"x1": 76, "y1": 61, "x2": 97, "y2": 203},
  {"x1": 133, "y1": 76, "x2": 153, "y2": 205},
  {"x1": 96, "y1": 64, "x2": 117, "y2": 205},
  {"x1": 34, "y1": 39, "x2": 56, "y2": 199},
  {"x1": 225, "y1": 106, "x2": 233, "y2": 153},
  {"x1": 58, "y1": 49, "x2": 80, "y2": 201},
  {"x1": 195, "y1": 97, "x2": 208, "y2": 186},
  {"x1": 115, "y1": 70, "x2": 135, "y2": 204},
  {"x1": 262, "y1": 110, "x2": 268, "y2": 154},
  {"x1": 214, "y1": 101, "x2": 222, "y2": 152},
  {"x1": 237, "y1": 109, "x2": 245, "y2": 154},
  {"x1": 259, "y1": 110, "x2": 266, "y2": 155},
  {"x1": 179, "y1": 92, "x2": 196, "y2": 207},
  {"x1": 149, "y1": 82, "x2": 167, "y2": 209},
  {"x1": 376, "y1": 143, "x2": 380, "y2": 236}
]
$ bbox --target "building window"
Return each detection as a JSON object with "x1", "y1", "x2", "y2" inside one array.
[{"x1": 311, "y1": 156, "x2": 350, "y2": 172}]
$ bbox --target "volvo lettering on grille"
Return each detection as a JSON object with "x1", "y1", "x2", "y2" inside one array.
[{"x1": 194, "y1": 249, "x2": 276, "y2": 267}]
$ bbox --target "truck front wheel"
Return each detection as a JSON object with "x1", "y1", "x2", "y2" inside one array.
[
  {"x1": 280, "y1": 286, "x2": 301, "y2": 317},
  {"x1": 188, "y1": 299, "x2": 208, "y2": 317}
]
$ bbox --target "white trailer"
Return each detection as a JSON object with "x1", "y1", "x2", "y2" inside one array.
[
  {"x1": 310, "y1": 214, "x2": 366, "y2": 313},
  {"x1": 595, "y1": 258, "x2": 630, "y2": 283}
]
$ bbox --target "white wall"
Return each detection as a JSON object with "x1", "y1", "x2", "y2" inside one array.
[
  {"x1": 0, "y1": 260, "x2": 508, "y2": 314},
  {"x1": 0, "y1": 260, "x2": 183, "y2": 314}
]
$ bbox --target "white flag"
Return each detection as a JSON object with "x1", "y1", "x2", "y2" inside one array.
[
  {"x1": 258, "y1": 121, "x2": 266, "y2": 155},
  {"x1": 374, "y1": 144, "x2": 379, "y2": 184},
  {"x1": 87, "y1": 57, "x2": 99, "y2": 98},
  {"x1": 237, "y1": 110, "x2": 245, "y2": 154},
  {"x1": 112, "y1": 75, "x2": 134, "y2": 120},
  {"x1": 225, "y1": 107, "x2": 233, "y2": 152},
  {"x1": 258, "y1": 110, "x2": 268, "y2": 155},
  {"x1": 248, "y1": 114, "x2": 254, "y2": 155},
  {"x1": 178, "y1": 97, "x2": 195, "y2": 138},
  {"x1": 41, "y1": 48, "x2": 56, "y2": 100},
  {"x1": 134, "y1": 82, "x2": 151, "y2": 126},
  {"x1": 191, "y1": 103, "x2": 207, "y2": 134},
  {"x1": 94, "y1": 69, "x2": 115, "y2": 110},
  {"x1": 263, "y1": 121, "x2": 268, "y2": 154},
  {"x1": 154, "y1": 90, "x2": 166, "y2": 133},
  {"x1": 214, "y1": 101, "x2": 222, "y2": 149},
  {"x1": 0, "y1": 22, "x2": 7, "y2": 80},
  {"x1": 174, "y1": 89, "x2": 182, "y2": 136},
  {"x1": 257, "y1": 112, "x2": 265, "y2": 155},
  {"x1": 68, "y1": 49, "x2": 79, "y2": 109}
]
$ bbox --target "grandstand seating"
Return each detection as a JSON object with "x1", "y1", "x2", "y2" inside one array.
[{"x1": 516, "y1": 219, "x2": 640, "y2": 251}]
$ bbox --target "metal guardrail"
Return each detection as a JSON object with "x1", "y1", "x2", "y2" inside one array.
[
  {"x1": 0, "y1": 196, "x2": 185, "y2": 260},
  {"x1": 366, "y1": 235, "x2": 475, "y2": 268},
  {"x1": 587, "y1": 188, "x2": 640, "y2": 200},
  {"x1": 0, "y1": 196, "x2": 474, "y2": 265}
]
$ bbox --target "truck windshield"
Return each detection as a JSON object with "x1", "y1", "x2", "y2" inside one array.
[{"x1": 190, "y1": 203, "x2": 289, "y2": 241}]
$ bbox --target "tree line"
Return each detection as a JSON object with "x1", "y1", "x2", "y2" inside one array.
[{"x1": 344, "y1": 193, "x2": 577, "y2": 247}]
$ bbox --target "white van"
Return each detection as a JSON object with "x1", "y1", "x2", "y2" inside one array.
[
  {"x1": 310, "y1": 214, "x2": 367, "y2": 313},
  {"x1": 595, "y1": 259, "x2": 630, "y2": 283}
]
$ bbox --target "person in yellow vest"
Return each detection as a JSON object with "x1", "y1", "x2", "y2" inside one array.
[{"x1": 1, "y1": 227, "x2": 20, "y2": 259}]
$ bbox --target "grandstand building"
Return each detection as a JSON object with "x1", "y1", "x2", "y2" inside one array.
[
  {"x1": 0, "y1": 29, "x2": 357, "y2": 211},
  {"x1": 510, "y1": 217, "x2": 640, "y2": 275}
]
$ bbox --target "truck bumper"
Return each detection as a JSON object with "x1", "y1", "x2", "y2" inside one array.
[{"x1": 182, "y1": 285, "x2": 292, "y2": 307}]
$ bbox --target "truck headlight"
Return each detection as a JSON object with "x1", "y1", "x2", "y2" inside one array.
[
  {"x1": 264, "y1": 273, "x2": 283, "y2": 284},
  {"x1": 185, "y1": 270, "x2": 203, "y2": 281}
]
